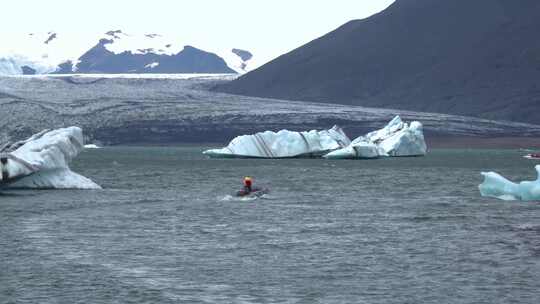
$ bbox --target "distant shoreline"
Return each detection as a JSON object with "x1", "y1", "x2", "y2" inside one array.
[
  {"x1": 91, "y1": 136, "x2": 539, "y2": 150},
  {"x1": 426, "y1": 136, "x2": 540, "y2": 149}
]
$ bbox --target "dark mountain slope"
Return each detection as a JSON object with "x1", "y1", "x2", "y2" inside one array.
[{"x1": 217, "y1": 0, "x2": 540, "y2": 124}]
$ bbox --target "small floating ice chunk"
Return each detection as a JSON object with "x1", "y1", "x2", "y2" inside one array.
[
  {"x1": 84, "y1": 144, "x2": 101, "y2": 149},
  {"x1": 0, "y1": 127, "x2": 101, "y2": 189},
  {"x1": 479, "y1": 165, "x2": 540, "y2": 201},
  {"x1": 203, "y1": 126, "x2": 351, "y2": 158}
]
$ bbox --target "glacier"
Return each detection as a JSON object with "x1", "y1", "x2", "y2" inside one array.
[
  {"x1": 0, "y1": 55, "x2": 56, "y2": 75},
  {"x1": 203, "y1": 126, "x2": 351, "y2": 158},
  {"x1": 0, "y1": 127, "x2": 101, "y2": 189},
  {"x1": 479, "y1": 166, "x2": 540, "y2": 201},
  {"x1": 324, "y1": 116, "x2": 427, "y2": 159}
]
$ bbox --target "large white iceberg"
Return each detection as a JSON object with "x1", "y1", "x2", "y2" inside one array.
[
  {"x1": 0, "y1": 127, "x2": 101, "y2": 189},
  {"x1": 203, "y1": 126, "x2": 351, "y2": 158},
  {"x1": 479, "y1": 166, "x2": 540, "y2": 201},
  {"x1": 324, "y1": 116, "x2": 427, "y2": 159}
]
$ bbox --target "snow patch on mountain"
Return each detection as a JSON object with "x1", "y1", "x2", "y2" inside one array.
[
  {"x1": 145, "y1": 62, "x2": 160, "y2": 69},
  {"x1": 219, "y1": 48, "x2": 257, "y2": 73},
  {"x1": 102, "y1": 30, "x2": 182, "y2": 55}
]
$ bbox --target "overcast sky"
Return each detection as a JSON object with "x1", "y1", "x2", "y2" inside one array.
[{"x1": 1, "y1": 0, "x2": 394, "y2": 63}]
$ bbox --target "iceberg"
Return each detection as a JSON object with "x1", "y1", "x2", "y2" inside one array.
[
  {"x1": 324, "y1": 142, "x2": 385, "y2": 159},
  {"x1": 0, "y1": 127, "x2": 101, "y2": 189},
  {"x1": 203, "y1": 126, "x2": 351, "y2": 158},
  {"x1": 324, "y1": 116, "x2": 427, "y2": 159},
  {"x1": 479, "y1": 166, "x2": 540, "y2": 201}
]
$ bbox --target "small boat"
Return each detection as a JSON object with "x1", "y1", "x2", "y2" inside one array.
[
  {"x1": 523, "y1": 153, "x2": 540, "y2": 160},
  {"x1": 235, "y1": 188, "x2": 269, "y2": 198}
]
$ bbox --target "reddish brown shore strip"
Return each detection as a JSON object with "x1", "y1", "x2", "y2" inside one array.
[{"x1": 426, "y1": 136, "x2": 540, "y2": 149}]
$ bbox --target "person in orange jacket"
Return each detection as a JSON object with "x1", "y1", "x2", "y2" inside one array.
[{"x1": 243, "y1": 176, "x2": 253, "y2": 193}]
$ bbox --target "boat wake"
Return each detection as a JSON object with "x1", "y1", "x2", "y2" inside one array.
[{"x1": 219, "y1": 193, "x2": 272, "y2": 202}]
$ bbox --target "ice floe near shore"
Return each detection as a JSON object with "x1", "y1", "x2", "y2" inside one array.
[
  {"x1": 324, "y1": 116, "x2": 427, "y2": 159},
  {"x1": 203, "y1": 126, "x2": 351, "y2": 158},
  {"x1": 0, "y1": 127, "x2": 101, "y2": 189},
  {"x1": 479, "y1": 166, "x2": 540, "y2": 201}
]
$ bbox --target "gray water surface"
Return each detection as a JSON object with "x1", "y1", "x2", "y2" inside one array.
[{"x1": 1, "y1": 147, "x2": 540, "y2": 304}]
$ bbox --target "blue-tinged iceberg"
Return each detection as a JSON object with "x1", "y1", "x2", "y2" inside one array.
[
  {"x1": 479, "y1": 166, "x2": 540, "y2": 201},
  {"x1": 0, "y1": 127, "x2": 101, "y2": 189},
  {"x1": 203, "y1": 126, "x2": 351, "y2": 158},
  {"x1": 324, "y1": 116, "x2": 427, "y2": 159}
]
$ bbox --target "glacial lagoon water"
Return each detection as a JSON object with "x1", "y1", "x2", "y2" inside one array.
[{"x1": 1, "y1": 146, "x2": 540, "y2": 303}]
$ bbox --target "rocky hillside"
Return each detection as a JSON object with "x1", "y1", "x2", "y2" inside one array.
[{"x1": 217, "y1": 0, "x2": 540, "y2": 124}]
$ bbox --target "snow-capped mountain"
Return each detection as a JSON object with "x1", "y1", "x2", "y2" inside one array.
[{"x1": 0, "y1": 30, "x2": 256, "y2": 75}]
